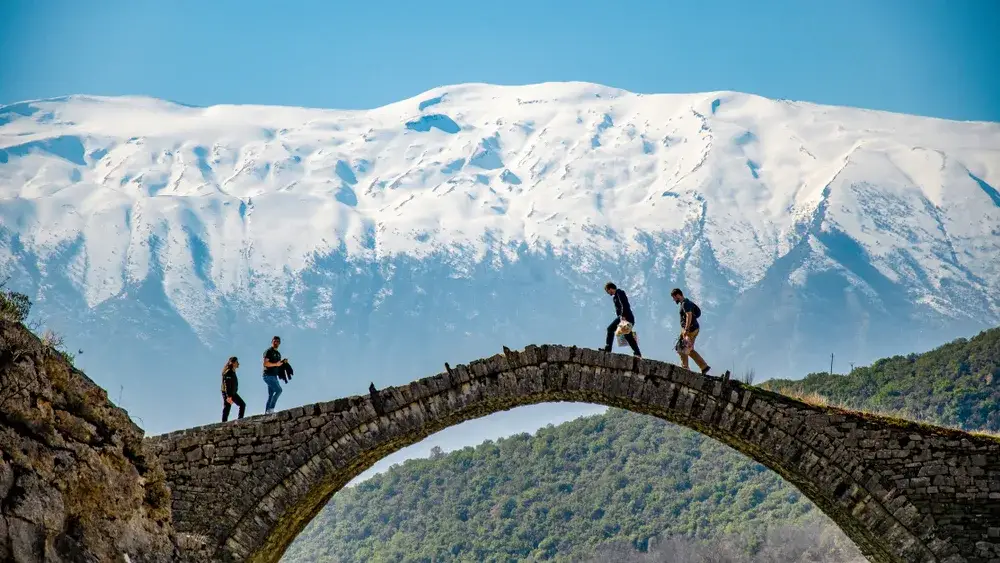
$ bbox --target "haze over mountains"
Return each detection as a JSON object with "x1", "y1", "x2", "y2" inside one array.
[{"x1": 1, "y1": 82, "x2": 998, "y2": 437}]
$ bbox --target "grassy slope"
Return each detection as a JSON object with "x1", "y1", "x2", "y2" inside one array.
[{"x1": 761, "y1": 327, "x2": 1000, "y2": 431}]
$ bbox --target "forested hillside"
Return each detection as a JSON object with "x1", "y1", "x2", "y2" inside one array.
[
  {"x1": 284, "y1": 410, "x2": 862, "y2": 562},
  {"x1": 761, "y1": 327, "x2": 1000, "y2": 430},
  {"x1": 283, "y1": 327, "x2": 999, "y2": 562}
]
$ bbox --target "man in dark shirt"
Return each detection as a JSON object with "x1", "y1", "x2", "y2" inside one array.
[
  {"x1": 671, "y1": 288, "x2": 710, "y2": 374},
  {"x1": 601, "y1": 282, "x2": 641, "y2": 357},
  {"x1": 262, "y1": 335, "x2": 286, "y2": 414}
]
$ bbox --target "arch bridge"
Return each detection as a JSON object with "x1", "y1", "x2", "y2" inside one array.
[{"x1": 145, "y1": 345, "x2": 1000, "y2": 563}]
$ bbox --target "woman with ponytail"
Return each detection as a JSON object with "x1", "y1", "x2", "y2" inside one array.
[{"x1": 221, "y1": 356, "x2": 246, "y2": 421}]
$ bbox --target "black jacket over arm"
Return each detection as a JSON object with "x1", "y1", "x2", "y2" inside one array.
[
  {"x1": 279, "y1": 361, "x2": 294, "y2": 383},
  {"x1": 613, "y1": 289, "x2": 635, "y2": 324}
]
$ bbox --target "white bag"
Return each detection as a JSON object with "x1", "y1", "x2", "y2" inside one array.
[
  {"x1": 617, "y1": 330, "x2": 640, "y2": 347},
  {"x1": 615, "y1": 320, "x2": 636, "y2": 347}
]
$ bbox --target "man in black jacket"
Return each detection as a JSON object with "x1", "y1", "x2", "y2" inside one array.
[{"x1": 602, "y1": 282, "x2": 641, "y2": 357}]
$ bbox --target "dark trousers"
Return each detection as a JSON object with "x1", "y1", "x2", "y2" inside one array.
[
  {"x1": 606, "y1": 317, "x2": 641, "y2": 355},
  {"x1": 222, "y1": 392, "x2": 246, "y2": 421}
]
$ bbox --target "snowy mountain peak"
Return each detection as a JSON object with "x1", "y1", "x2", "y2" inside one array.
[{"x1": 1, "y1": 82, "x2": 999, "y2": 326}]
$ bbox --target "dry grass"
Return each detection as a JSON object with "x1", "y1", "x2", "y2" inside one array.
[
  {"x1": 771, "y1": 385, "x2": 1000, "y2": 444},
  {"x1": 39, "y1": 327, "x2": 78, "y2": 365},
  {"x1": 774, "y1": 387, "x2": 832, "y2": 408},
  {"x1": 41, "y1": 328, "x2": 65, "y2": 349}
]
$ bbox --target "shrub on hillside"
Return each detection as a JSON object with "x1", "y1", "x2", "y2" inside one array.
[{"x1": 0, "y1": 278, "x2": 32, "y2": 323}]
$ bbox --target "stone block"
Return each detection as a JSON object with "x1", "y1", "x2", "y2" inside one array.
[
  {"x1": 545, "y1": 345, "x2": 572, "y2": 363},
  {"x1": 452, "y1": 364, "x2": 472, "y2": 384},
  {"x1": 520, "y1": 344, "x2": 541, "y2": 365},
  {"x1": 484, "y1": 352, "x2": 511, "y2": 374}
]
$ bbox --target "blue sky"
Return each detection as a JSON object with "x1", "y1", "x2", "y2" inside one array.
[{"x1": 1, "y1": 0, "x2": 998, "y2": 122}]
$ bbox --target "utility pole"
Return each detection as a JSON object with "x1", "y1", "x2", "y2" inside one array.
[{"x1": 830, "y1": 353, "x2": 834, "y2": 375}]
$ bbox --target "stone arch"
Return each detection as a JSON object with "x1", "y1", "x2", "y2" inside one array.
[{"x1": 148, "y1": 345, "x2": 1000, "y2": 563}]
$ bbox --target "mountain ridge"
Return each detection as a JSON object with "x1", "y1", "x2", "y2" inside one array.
[
  {"x1": 3, "y1": 84, "x2": 997, "y2": 308},
  {"x1": 11, "y1": 79, "x2": 1000, "y2": 124}
]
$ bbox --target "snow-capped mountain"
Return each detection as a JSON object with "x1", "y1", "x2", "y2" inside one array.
[{"x1": 2, "y1": 82, "x2": 998, "y2": 435}]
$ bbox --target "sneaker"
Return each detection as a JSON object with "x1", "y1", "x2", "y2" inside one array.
[
  {"x1": 701, "y1": 366, "x2": 711, "y2": 375},
  {"x1": 600, "y1": 346, "x2": 612, "y2": 353}
]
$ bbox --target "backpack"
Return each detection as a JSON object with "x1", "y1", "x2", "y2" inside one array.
[{"x1": 687, "y1": 299, "x2": 701, "y2": 319}]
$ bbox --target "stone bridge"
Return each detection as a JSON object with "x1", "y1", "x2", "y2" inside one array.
[{"x1": 145, "y1": 345, "x2": 1000, "y2": 563}]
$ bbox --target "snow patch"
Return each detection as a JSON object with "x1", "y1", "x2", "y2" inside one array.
[
  {"x1": 335, "y1": 160, "x2": 358, "y2": 185},
  {"x1": 3, "y1": 135, "x2": 86, "y2": 165},
  {"x1": 469, "y1": 134, "x2": 504, "y2": 170},
  {"x1": 969, "y1": 172, "x2": 1000, "y2": 207},
  {"x1": 500, "y1": 169, "x2": 521, "y2": 185},
  {"x1": 405, "y1": 114, "x2": 460, "y2": 134},
  {"x1": 418, "y1": 94, "x2": 446, "y2": 111},
  {"x1": 442, "y1": 158, "x2": 465, "y2": 174},
  {"x1": 335, "y1": 185, "x2": 358, "y2": 207}
]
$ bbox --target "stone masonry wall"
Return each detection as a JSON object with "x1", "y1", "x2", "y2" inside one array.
[
  {"x1": 0, "y1": 319, "x2": 179, "y2": 563},
  {"x1": 148, "y1": 345, "x2": 1000, "y2": 563}
]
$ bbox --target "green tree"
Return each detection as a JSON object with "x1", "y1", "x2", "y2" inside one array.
[{"x1": 0, "y1": 278, "x2": 31, "y2": 322}]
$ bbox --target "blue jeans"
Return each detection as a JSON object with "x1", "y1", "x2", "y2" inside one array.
[{"x1": 263, "y1": 375, "x2": 282, "y2": 411}]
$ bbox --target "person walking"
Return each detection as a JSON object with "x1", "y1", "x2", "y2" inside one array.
[
  {"x1": 221, "y1": 356, "x2": 246, "y2": 422},
  {"x1": 601, "y1": 281, "x2": 642, "y2": 357},
  {"x1": 671, "y1": 288, "x2": 710, "y2": 374},
  {"x1": 262, "y1": 335, "x2": 287, "y2": 414}
]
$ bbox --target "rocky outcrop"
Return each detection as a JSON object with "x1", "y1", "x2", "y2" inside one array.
[{"x1": 0, "y1": 319, "x2": 179, "y2": 563}]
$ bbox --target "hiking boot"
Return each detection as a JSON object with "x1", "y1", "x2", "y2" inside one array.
[
  {"x1": 600, "y1": 346, "x2": 612, "y2": 353},
  {"x1": 701, "y1": 366, "x2": 711, "y2": 375}
]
